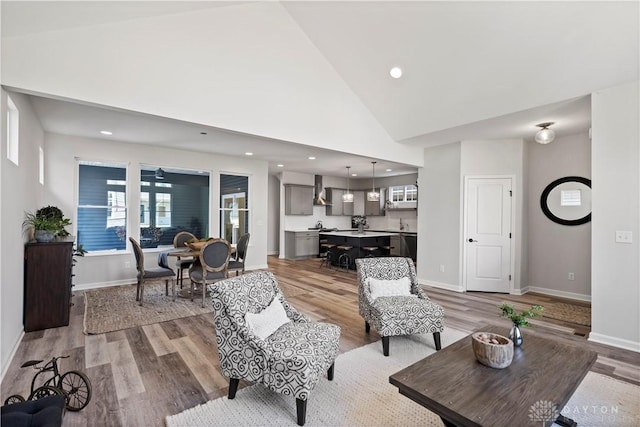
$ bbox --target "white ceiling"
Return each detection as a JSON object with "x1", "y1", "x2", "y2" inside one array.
[{"x1": 3, "y1": 1, "x2": 638, "y2": 178}]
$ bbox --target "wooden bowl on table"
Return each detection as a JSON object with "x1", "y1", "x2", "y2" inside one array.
[{"x1": 471, "y1": 332, "x2": 514, "y2": 369}]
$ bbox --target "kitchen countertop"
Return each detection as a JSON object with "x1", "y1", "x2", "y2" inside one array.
[
  {"x1": 319, "y1": 230, "x2": 397, "y2": 238},
  {"x1": 285, "y1": 228, "x2": 417, "y2": 235}
]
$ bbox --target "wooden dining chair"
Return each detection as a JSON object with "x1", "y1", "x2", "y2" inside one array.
[
  {"x1": 188, "y1": 238, "x2": 231, "y2": 307},
  {"x1": 129, "y1": 237, "x2": 176, "y2": 306},
  {"x1": 172, "y1": 231, "x2": 197, "y2": 288}
]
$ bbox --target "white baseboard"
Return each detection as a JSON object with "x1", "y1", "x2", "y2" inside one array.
[
  {"x1": 589, "y1": 332, "x2": 640, "y2": 353},
  {"x1": 1, "y1": 328, "x2": 25, "y2": 383},
  {"x1": 267, "y1": 251, "x2": 279, "y2": 256},
  {"x1": 526, "y1": 286, "x2": 591, "y2": 302},
  {"x1": 511, "y1": 285, "x2": 529, "y2": 295},
  {"x1": 420, "y1": 279, "x2": 464, "y2": 293}
]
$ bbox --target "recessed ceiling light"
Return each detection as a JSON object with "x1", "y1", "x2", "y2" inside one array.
[
  {"x1": 389, "y1": 67, "x2": 403, "y2": 79},
  {"x1": 277, "y1": 164, "x2": 284, "y2": 168},
  {"x1": 245, "y1": 152, "x2": 253, "y2": 156},
  {"x1": 386, "y1": 168, "x2": 393, "y2": 172},
  {"x1": 308, "y1": 156, "x2": 316, "y2": 160},
  {"x1": 352, "y1": 173, "x2": 358, "y2": 177},
  {"x1": 100, "y1": 130, "x2": 113, "y2": 135}
]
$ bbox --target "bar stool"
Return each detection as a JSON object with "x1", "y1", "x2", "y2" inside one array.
[
  {"x1": 362, "y1": 246, "x2": 379, "y2": 257},
  {"x1": 320, "y1": 243, "x2": 336, "y2": 268},
  {"x1": 380, "y1": 245, "x2": 394, "y2": 256},
  {"x1": 336, "y1": 244, "x2": 353, "y2": 270}
]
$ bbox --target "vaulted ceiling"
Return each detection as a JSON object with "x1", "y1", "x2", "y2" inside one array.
[{"x1": 2, "y1": 1, "x2": 638, "y2": 177}]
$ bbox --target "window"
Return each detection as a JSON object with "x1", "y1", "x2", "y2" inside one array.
[
  {"x1": 77, "y1": 162, "x2": 127, "y2": 252},
  {"x1": 139, "y1": 166, "x2": 209, "y2": 248},
  {"x1": 7, "y1": 95, "x2": 19, "y2": 165},
  {"x1": 389, "y1": 184, "x2": 418, "y2": 203},
  {"x1": 220, "y1": 174, "x2": 249, "y2": 245}
]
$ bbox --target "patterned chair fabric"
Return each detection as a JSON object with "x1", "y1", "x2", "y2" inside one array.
[
  {"x1": 209, "y1": 271, "x2": 340, "y2": 426},
  {"x1": 356, "y1": 257, "x2": 444, "y2": 355}
]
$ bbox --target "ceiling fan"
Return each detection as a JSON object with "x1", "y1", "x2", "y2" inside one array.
[{"x1": 141, "y1": 168, "x2": 165, "y2": 180}]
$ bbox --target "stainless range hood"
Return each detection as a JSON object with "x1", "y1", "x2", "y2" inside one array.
[{"x1": 314, "y1": 175, "x2": 327, "y2": 205}]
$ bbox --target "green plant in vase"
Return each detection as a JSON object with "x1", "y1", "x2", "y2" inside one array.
[
  {"x1": 23, "y1": 205, "x2": 72, "y2": 242},
  {"x1": 498, "y1": 303, "x2": 543, "y2": 347}
]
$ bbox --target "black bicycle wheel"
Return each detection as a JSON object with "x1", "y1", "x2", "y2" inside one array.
[
  {"x1": 3, "y1": 394, "x2": 25, "y2": 405},
  {"x1": 58, "y1": 371, "x2": 91, "y2": 411},
  {"x1": 28, "y1": 385, "x2": 64, "y2": 401}
]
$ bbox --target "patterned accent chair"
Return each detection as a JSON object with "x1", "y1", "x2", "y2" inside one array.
[
  {"x1": 209, "y1": 271, "x2": 341, "y2": 426},
  {"x1": 356, "y1": 257, "x2": 444, "y2": 356}
]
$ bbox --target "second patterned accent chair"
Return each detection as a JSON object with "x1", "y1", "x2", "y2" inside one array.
[
  {"x1": 209, "y1": 271, "x2": 341, "y2": 426},
  {"x1": 356, "y1": 257, "x2": 444, "y2": 356}
]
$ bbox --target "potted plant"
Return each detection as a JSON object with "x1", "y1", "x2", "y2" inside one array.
[
  {"x1": 23, "y1": 206, "x2": 72, "y2": 243},
  {"x1": 498, "y1": 303, "x2": 543, "y2": 346}
]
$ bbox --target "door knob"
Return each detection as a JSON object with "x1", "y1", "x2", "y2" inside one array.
[{"x1": 468, "y1": 238, "x2": 477, "y2": 242}]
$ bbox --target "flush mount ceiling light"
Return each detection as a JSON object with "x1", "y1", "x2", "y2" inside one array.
[
  {"x1": 245, "y1": 152, "x2": 253, "y2": 156},
  {"x1": 342, "y1": 166, "x2": 354, "y2": 203},
  {"x1": 389, "y1": 66, "x2": 403, "y2": 79},
  {"x1": 308, "y1": 156, "x2": 316, "y2": 160},
  {"x1": 535, "y1": 122, "x2": 556, "y2": 144},
  {"x1": 100, "y1": 130, "x2": 113, "y2": 135},
  {"x1": 367, "y1": 161, "x2": 380, "y2": 202}
]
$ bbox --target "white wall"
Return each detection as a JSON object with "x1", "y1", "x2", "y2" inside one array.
[
  {"x1": 1, "y1": 2, "x2": 423, "y2": 167},
  {"x1": 418, "y1": 142, "x2": 462, "y2": 290},
  {"x1": 44, "y1": 133, "x2": 269, "y2": 288},
  {"x1": 527, "y1": 132, "x2": 591, "y2": 300},
  {"x1": 267, "y1": 174, "x2": 280, "y2": 255},
  {"x1": 590, "y1": 80, "x2": 639, "y2": 351},
  {"x1": 1, "y1": 90, "x2": 44, "y2": 378}
]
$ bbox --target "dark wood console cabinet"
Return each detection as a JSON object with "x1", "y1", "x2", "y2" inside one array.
[{"x1": 24, "y1": 242, "x2": 73, "y2": 332}]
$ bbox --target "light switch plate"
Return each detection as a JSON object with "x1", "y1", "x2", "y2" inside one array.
[{"x1": 615, "y1": 230, "x2": 633, "y2": 244}]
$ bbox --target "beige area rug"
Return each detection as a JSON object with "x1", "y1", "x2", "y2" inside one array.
[
  {"x1": 83, "y1": 281, "x2": 309, "y2": 335},
  {"x1": 166, "y1": 329, "x2": 639, "y2": 427},
  {"x1": 543, "y1": 302, "x2": 592, "y2": 326}
]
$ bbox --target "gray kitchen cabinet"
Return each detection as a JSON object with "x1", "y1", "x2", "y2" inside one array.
[
  {"x1": 285, "y1": 231, "x2": 319, "y2": 259},
  {"x1": 365, "y1": 188, "x2": 385, "y2": 216},
  {"x1": 284, "y1": 184, "x2": 314, "y2": 215},
  {"x1": 325, "y1": 188, "x2": 344, "y2": 216},
  {"x1": 353, "y1": 191, "x2": 365, "y2": 216}
]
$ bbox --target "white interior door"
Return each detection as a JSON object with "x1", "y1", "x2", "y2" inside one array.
[{"x1": 465, "y1": 178, "x2": 512, "y2": 293}]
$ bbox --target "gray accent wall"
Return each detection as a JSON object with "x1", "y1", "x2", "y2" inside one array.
[{"x1": 527, "y1": 132, "x2": 591, "y2": 300}]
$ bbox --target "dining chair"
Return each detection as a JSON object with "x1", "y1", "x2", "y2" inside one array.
[
  {"x1": 129, "y1": 237, "x2": 176, "y2": 306},
  {"x1": 172, "y1": 231, "x2": 197, "y2": 288},
  {"x1": 227, "y1": 233, "x2": 250, "y2": 276},
  {"x1": 188, "y1": 238, "x2": 231, "y2": 307}
]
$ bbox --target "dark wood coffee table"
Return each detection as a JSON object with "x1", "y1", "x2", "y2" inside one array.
[{"x1": 389, "y1": 325, "x2": 597, "y2": 427}]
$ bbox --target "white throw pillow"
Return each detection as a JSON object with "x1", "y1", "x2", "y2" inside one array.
[
  {"x1": 368, "y1": 277, "x2": 414, "y2": 300},
  {"x1": 244, "y1": 297, "x2": 291, "y2": 340}
]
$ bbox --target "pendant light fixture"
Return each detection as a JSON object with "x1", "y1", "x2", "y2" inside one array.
[
  {"x1": 342, "y1": 166, "x2": 354, "y2": 203},
  {"x1": 535, "y1": 122, "x2": 556, "y2": 144},
  {"x1": 367, "y1": 161, "x2": 380, "y2": 202}
]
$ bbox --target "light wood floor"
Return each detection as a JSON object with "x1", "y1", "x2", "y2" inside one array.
[{"x1": 2, "y1": 256, "x2": 638, "y2": 427}]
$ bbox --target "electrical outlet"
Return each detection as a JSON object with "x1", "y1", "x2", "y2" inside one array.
[
  {"x1": 439, "y1": 265, "x2": 445, "y2": 273},
  {"x1": 615, "y1": 230, "x2": 633, "y2": 244},
  {"x1": 568, "y1": 272, "x2": 575, "y2": 281}
]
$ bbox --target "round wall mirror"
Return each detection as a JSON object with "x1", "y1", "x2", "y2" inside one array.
[{"x1": 540, "y1": 176, "x2": 592, "y2": 226}]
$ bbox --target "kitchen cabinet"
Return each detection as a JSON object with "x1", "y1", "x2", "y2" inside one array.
[
  {"x1": 353, "y1": 191, "x2": 365, "y2": 216},
  {"x1": 365, "y1": 188, "x2": 386, "y2": 216},
  {"x1": 389, "y1": 233, "x2": 417, "y2": 262},
  {"x1": 326, "y1": 188, "x2": 355, "y2": 216},
  {"x1": 284, "y1": 184, "x2": 314, "y2": 215},
  {"x1": 285, "y1": 231, "x2": 320, "y2": 259},
  {"x1": 24, "y1": 242, "x2": 73, "y2": 332}
]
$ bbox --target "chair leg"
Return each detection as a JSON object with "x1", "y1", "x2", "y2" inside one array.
[
  {"x1": 365, "y1": 321, "x2": 370, "y2": 334},
  {"x1": 327, "y1": 363, "x2": 334, "y2": 381},
  {"x1": 228, "y1": 378, "x2": 240, "y2": 399},
  {"x1": 165, "y1": 279, "x2": 169, "y2": 296},
  {"x1": 201, "y1": 281, "x2": 206, "y2": 308},
  {"x1": 172, "y1": 278, "x2": 176, "y2": 302},
  {"x1": 136, "y1": 280, "x2": 141, "y2": 301},
  {"x1": 382, "y1": 336, "x2": 390, "y2": 356},
  {"x1": 139, "y1": 282, "x2": 144, "y2": 306},
  {"x1": 433, "y1": 332, "x2": 442, "y2": 351},
  {"x1": 296, "y1": 398, "x2": 307, "y2": 426}
]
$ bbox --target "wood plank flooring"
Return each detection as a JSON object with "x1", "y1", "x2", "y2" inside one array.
[{"x1": 2, "y1": 256, "x2": 638, "y2": 426}]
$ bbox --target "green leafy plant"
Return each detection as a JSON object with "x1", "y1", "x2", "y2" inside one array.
[
  {"x1": 499, "y1": 303, "x2": 543, "y2": 327},
  {"x1": 23, "y1": 205, "x2": 72, "y2": 238}
]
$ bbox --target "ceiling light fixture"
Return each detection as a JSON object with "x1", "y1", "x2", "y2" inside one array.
[
  {"x1": 277, "y1": 164, "x2": 284, "y2": 168},
  {"x1": 535, "y1": 122, "x2": 556, "y2": 144},
  {"x1": 389, "y1": 67, "x2": 403, "y2": 79},
  {"x1": 342, "y1": 166, "x2": 354, "y2": 203},
  {"x1": 100, "y1": 130, "x2": 113, "y2": 135},
  {"x1": 367, "y1": 161, "x2": 380, "y2": 202},
  {"x1": 245, "y1": 152, "x2": 253, "y2": 156},
  {"x1": 308, "y1": 156, "x2": 316, "y2": 160}
]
